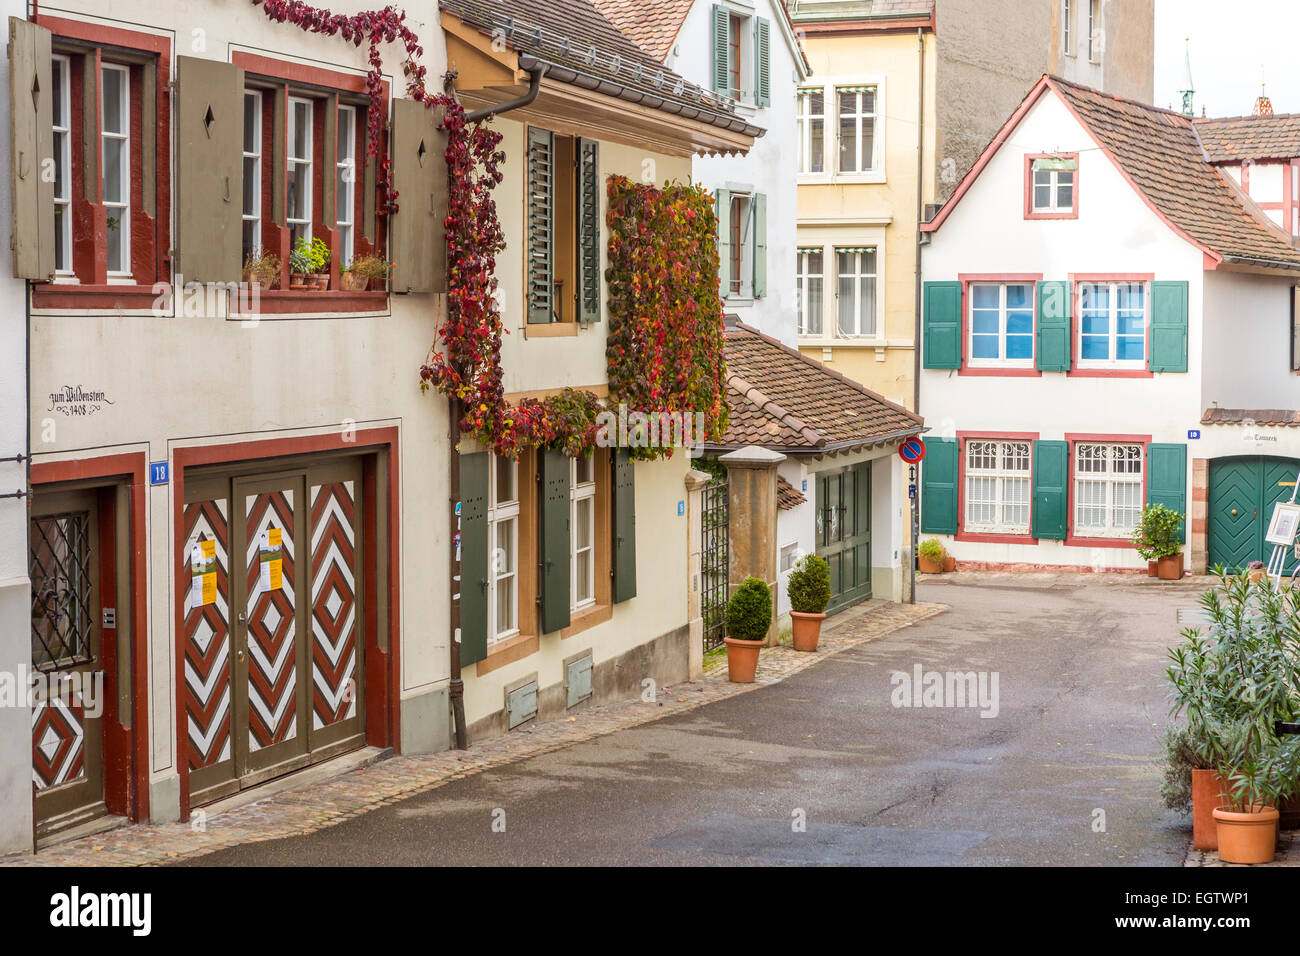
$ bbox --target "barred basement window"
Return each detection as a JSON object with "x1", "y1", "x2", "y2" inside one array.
[
  {"x1": 30, "y1": 512, "x2": 94, "y2": 671},
  {"x1": 965, "y1": 440, "x2": 1031, "y2": 534},
  {"x1": 1074, "y1": 443, "x2": 1144, "y2": 537}
]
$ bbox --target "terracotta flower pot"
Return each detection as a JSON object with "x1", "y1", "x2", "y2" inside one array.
[
  {"x1": 918, "y1": 555, "x2": 943, "y2": 574},
  {"x1": 290, "y1": 273, "x2": 311, "y2": 291},
  {"x1": 1148, "y1": 560, "x2": 1159, "y2": 577},
  {"x1": 942, "y1": 555, "x2": 957, "y2": 572},
  {"x1": 724, "y1": 637, "x2": 763, "y2": 683},
  {"x1": 340, "y1": 271, "x2": 367, "y2": 292},
  {"x1": 1191, "y1": 769, "x2": 1231, "y2": 850},
  {"x1": 789, "y1": 611, "x2": 825, "y2": 652},
  {"x1": 309, "y1": 273, "x2": 329, "y2": 290},
  {"x1": 1213, "y1": 805, "x2": 1279, "y2": 864},
  {"x1": 1157, "y1": 553, "x2": 1183, "y2": 580}
]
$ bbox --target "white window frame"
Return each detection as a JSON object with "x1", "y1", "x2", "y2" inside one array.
[
  {"x1": 727, "y1": 190, "x2": 754, "y2": 299},
  {"x1": 796, "y1": 77, "x2": 885, "y2": 183},
  {"x1": 1062, "y1": 0, "x2": 1074, "y2": 55},
  {"x1": 1077, "y1": 280, "x2": 1147, "y2": 369},
  {"x1": 487, "y1": 457, "x2": 519, "y2": 646},
  {"x1": 833, "y1": 247, "x2": 877, "y2": 338},
  {"x1": 570, "y1": 456, "x2": 596, "y2": 612},
  {"x1": 964, "y1": 440, "x2": 1032, "y2": 535},
  {"x1": 1031, "y1": 165, "x2": 1076, "y2": 214},
  {"x1": 1073, "y1": 443, "x2": 1144, "y2": 538},
  {"x1": 336, "y1": 104, "x2": 357, "y2": 267},
  {"x1": 52, "y1": 55, "x2": 73, "y2": 277},
  {"x1": 287, "y1": 96, "x2": 314, "y2": 246},
  {"x1": 242, "y1": 89, "x2": 263, "y2": 263},
  {"x1": 100, "y1": 62, "x2": 131, "y2": 278},
  {"x1": 1088, "y1": 0, "x2": 1099, "y2": 62},
  {"x1": 836, "y1": 85, "x2": 879, "y2": 176},
  {"x1": 796, "y1": 88, "x2": 826, "y2": 175},
  {"x1": 796, "y1": 247, "x2": 824, "y2": 337},
  {"x1": 968, "y1": 282, "x2": 1035, "y2": 368}
]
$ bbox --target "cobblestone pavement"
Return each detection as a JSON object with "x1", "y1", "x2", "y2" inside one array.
[
  {"x1": 3, "y1": 598, "x2": 945, "y2": 867},
  {"x1": 1184, "y1": 831, "x2": 1299, "y2": 867}
]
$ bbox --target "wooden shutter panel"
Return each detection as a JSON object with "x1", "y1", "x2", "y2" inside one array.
[
  {"x1": 1036, "y1": 280, "x2": 1071, "y2": 371},
  {"x1": 527, "y1": 127, "x2": 555, "y2": 323},
  {"x1": 923, "y1": 281, "x2": 962, "y2": 369},
  {"x1": 752, "y1": 192, "x2": 767, "y2": 298},
  {"x1": 920, "y1": 437, "x2": 958, "y2": 535},
  {"x1": 1148, "y1": 280, "x2": 1189, "y2": 372},
  {"x1": 174, "y1": 56, "x2": 244, "y2": 285},
  {"x1": 538, "y1": 448, "x2": 571, "y2": 633},
  {"x1": 1146, "y1": 443, "x2": 1187, "y2": 543},
  {"x1": 1031, "y1": 440, "x2": 1070, "y2": 540},
  {"x1": 389, "y1": 98, "x2": 447, "y2": 293},
  {"x1": 8, "y1": 16, "x2": 54, "y2": 281},
  {"x1": 754, "y1": 17, "x2": 771, "y2": 107},
  {"x1": 612, "y1": 450, "x2": 636, "y2": 603},
  {"x1": 459, "y1": 451, "x2": 490, "y2": 667},
  {"x1": 710, "y1": 5, "x2": 730, "y2": 94},
  {"x1": 576, "y1": 136, "x2": 601, "y2": 324},
  {"x1": 715, "y1": 188, "x2": 730, "y2": 294}
]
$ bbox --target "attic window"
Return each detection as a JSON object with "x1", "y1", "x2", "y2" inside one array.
[{"x1": 1026, "y1": 153, "x2": 1079, "y2": 219}]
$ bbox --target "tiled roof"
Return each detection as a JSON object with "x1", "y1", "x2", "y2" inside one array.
[
  {"x1": 589, "y1": 0, "x2": 693, "y2": 62},
  {"x1": 777, "y1": 475, "x2": 806, "y2": 511},
  {"x1": 716, "y1": 322, "x2": 923, "y2": 453},
  {"x1": 1202, "y1": 408, "x2": 1300, "y2": 427},
  {"x1": 439, "y1": 0, "x2": 760, "y2": 136},
  {"x1": 1194, "y1": 114, "x2": 1300, "y2": 163},
  {"x1": 1048, "y1": 77, "x2": 1300, "y2": 267}
]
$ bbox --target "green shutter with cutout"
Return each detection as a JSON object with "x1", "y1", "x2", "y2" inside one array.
[
  {"x1": 715, "y1": 188, "x2": 731, "y2": 295},
  {"x1": 612, "y1": 450, "x2": 637, "y2": 603},
  {"x1": 459, "y1": 452, "x2": 489, "y2": 666},
  {"x1": 920, "y1": 437, "x2": 958, "y2": 535},
  {"x1": 1147, "y1": 443, "x2": 1188, "y2": 543},
  {"x1": 1149, "y1": 280, "x2": 1189, "y2": 372},
  {"x1": 754, "y1": 17, "x2": 771, "y2": 106},
  {"x1": 752, "y1": 192, "x2": 766, "y2": 299},
  {"x1": 576, "y1": 136, "x2": 601, "y2": 324},
  {"x1": 526, "y1": 127, "x2": 555, "y2": 323},
  {"x1": 711, "y1": 5, "x2": 731, "y2": 94},
  {"x1": 923, "y1": 281, "x2": 962, "y2": 369},
  {"x1": 1031, "y1": 440, "x2": 1070, "y2": 540},
  {"x1": 538, "y1": 448, "x2": 571, "y2": 633},
  {"x1": 1036, "y1": 280, "x2": 1071, "y2": 371}
]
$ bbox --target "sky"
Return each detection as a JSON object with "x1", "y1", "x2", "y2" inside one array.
[{"x1": 1154, "y1": 0, "x2": 1300, "y2": 117}]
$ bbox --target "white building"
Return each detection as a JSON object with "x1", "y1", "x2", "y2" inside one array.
[{"x1": 918, "y1": 75, "x2": 1300, "y2": 575}]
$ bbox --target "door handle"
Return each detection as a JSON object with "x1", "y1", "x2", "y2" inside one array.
[{"x1": 1232, "y1": 509, "x2": 1239, "y2": 516}]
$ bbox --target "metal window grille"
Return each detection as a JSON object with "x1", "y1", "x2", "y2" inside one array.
[
  {"x1": 701, "y1": 479, "x2": 729, "y2": 652},
  {"x1": 30, "y1": 511, "x2": 94, "y2": 670}
]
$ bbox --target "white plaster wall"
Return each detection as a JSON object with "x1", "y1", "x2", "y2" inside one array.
[
  {"x1": 775, "y1": 458, "x2": 813, "y2": 617},
  {"x1": 920, "y1": 89, "x2": 1206, "y2": 569},
  {"x1": 1202, "y1": 270, "x2": 1297, "y2": 411},
  {"x1": 670, "y1": 0, "x2": 803, "y2": 346}
]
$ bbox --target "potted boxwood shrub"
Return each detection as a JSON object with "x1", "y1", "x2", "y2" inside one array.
[
  {"x1": 724, "y1": 576, "x2": 772, "y2": 683},
  {"x1": 1135, "y1": 503, "x2": 1184, "y2": 580},
  {"x1": 918, "y1": 538, "x2": 945, "y2": 574},
  {"x1": 787, "y1": 554, "x2": 830, "y2": 652}
]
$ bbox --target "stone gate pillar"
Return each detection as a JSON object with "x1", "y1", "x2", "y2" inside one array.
[{"x1": 719, "y1": 445, "x2": 785, "y2": 645}]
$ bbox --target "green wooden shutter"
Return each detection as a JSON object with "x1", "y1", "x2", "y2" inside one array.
[
  {"x1": 538, "y1": 448, "x2": 571, "y2": 633},
  {"x1": 1147, "y1": 443, "x2": 1188, "y2": 543},
  {"x1": 711, "y1": 5, "x2": 731, "y2": 94},
  {"x1": 1036, "y1": 280, "x2": 1071, "y2": 371},
  {"x1": 459, "y1": 452, "x2": 489, "y2": 666},
  {"x1": 923, "y1": 281, "x2": 962, "y2": 369},
  {"x1": 612, "y1": 450, "x2": 637, "y2": 603},
  {"x1": 1148, "y1": 280, "x2": 1189, "y2": 372},
  {"x1": 526, "y1": 127, "x2": 555, "y2": 323},
  {"x1": 1031, "y1": 440, "x2": 1070, "y2": 540},
  {"x1": 752, "y1": 192, "x2": 767, "y2": 298},
  {"x1": 754, "y1": 17, "x2": 771, "y2": 106},
  {"x1": 920, "y1": 437, "x2": 958, "y2": 534},
  {"x1": 576, "y1": 137, "x2": 601, "y2": 324},
  {"x1": 715, "y1": 188, "x2": 731, "y2": 295}
]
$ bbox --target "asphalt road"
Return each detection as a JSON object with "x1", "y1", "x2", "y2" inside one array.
[{"x1": 185, "y1": 575, "x2": 1198, "y2": 866}]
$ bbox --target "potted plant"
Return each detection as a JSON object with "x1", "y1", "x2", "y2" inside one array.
[
  {"x1": 1247, "y1": 560, "x2": 1267, "y2": 582},
  {"x1": 242, "y1": 251, "x2": 281, "y2": 293},
  {"x1": 1160, "y1": 722, "x2": 1230, "y2": 850},
  {"x1": 787, "y1": 554, "x2": 830, "y2": 652},
  {"x1": 1131, "y1": 522, "x2": 1158, "y2": 576},
  {"x1": 724, "y1": 576, "x2": 772, "y2": 683},
  {"x1": 288, "y1": 242, "x2": 313, "y2": 290},
  {"x1": 918, "y1": 538, "x2": 945, "y2": 574},
  {"x1": 1134, "y1": 503, "x2": 1184, "y2": 580},
  {"x1": 290, "y1": 236, "x2": 331, "y2": 290},
  {"x1": 343, "y1": 254, "x2": 392, "y2": 292}
]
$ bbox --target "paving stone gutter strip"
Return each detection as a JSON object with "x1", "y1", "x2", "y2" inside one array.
[{"x1": 3, "y1": 598, "x2": 946, "y2": 868}]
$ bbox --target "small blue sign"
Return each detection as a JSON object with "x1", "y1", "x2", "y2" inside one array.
[
  {"x1": 455, "y1": 501, "x2": 462, "y2": 516},
  {"x1": 801, "y1": 479, "x2": 807, "y2": 492},
  {"x1": 908, "y1": 483, "x2": 917, "y2": 500},
  {"x1": 149, "y1": 461, "x2": 169, "y2": 486},
  {"x1": 1187, "y1": 429, "x2": 1201, "y2": 440},
  {"x1": 677, "y1": 500, "x2": 685, "y2": 516}
]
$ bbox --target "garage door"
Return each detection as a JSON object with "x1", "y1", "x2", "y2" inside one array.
[{"x1": 1208, "y1": 456, "x2": 1300, "y2": 574}]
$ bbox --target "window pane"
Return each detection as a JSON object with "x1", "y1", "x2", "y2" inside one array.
[
  {"x1": 54, "y1": 206, "x2": 67, "y2": 272},
  {"x1": 1034, "y1": 184, "x2": 1051, "y2": 208},
  {"x1": 102, "y1": 139, "x2": 124, "y2": 204},
  {"x1": 860, "y1": 119, "x2": 875, "y2": 171},
  {"x1": 495, "y1": 457, "x2": 516, "y2": 504},
  {"x1": 243, "y1": 93, "x2": 258, "y2": 153},
  {"x1": 838, "y1": 92, "x2": 858, "y2": 172},
  {"x1": 1080, "y1": 284, "x2": 1110, "y2": 359},
  {"x1": 287, "y1": 162, "x2": 309, "y2": 222},
  {"x1": 52, "y1": 62, "x2": 65, "y2": 127},
  {"x1": 495, "y1": 519, "x2": 515, "y2": 576},
  {"x1": 101, "y1": 68, "x2": 125, "y2": 135},
  {"x1": 1005, "y1": 284, "x2": 1031, "y2": 310},
  {"x1": 972, "y1": 285, "x2": 999, "y2": 308},
  {"x1": 53, "y1": 131, "x2": 67, "y2": 199},
  {"x1": 336, "y1": 166, "x2": 349, "y2": 217},
  {"x1": 809, "y1": 118, "x2": 824, "y2": 173},
  {"x1": 106, "y1": 218, "x2": 124, "y2": 272},
  {"x1": 858, "y1": 276, "x2": 876, "y2": 335},
  {"x1": 575, "y1": 455, "x2": 594, "y2": 486},
  {"x1": 837, "y1": 273, "x2": 855, "y2": 334},
  {"x1": 242, "y1": 220, "x2": 257, "y2": 263},
  {"x1": 292, "y1": 101, "x2": 312, "y2": 158},
  {"x1": 337, "y1": 109, "x2": 354, "y2": 161},
  {"x1": 1057, "y1": 180, "x2": 1074, "y2": 209},
  {"x1": 243, "y1": 156, "x2": 258, "y2": 217}
]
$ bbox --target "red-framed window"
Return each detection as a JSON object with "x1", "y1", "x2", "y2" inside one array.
[
  {"x1": 1068, "y1": 273, "x2": 1154, "y2": 378},
  {"x1": 1024, "y1": 153, "x2": 1079, "y2": 219},
  {"x1": 1064, "y1": 433, "x2": 1151, "y2": 548},
  {"x1": 957, "y1": 273, "x2": 1043, "y2": 377},
  {"x1": 955, "y1": 431, "x2": 1039, "y2": 543}
]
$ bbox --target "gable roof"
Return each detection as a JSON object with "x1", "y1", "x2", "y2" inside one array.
[
  {"x1": 440, "y1": 0, "x2": 762, "y2": 137},
  {"x1": 1194, "y1": 113, "x2": 1300, "y2": 164},
  {"x1": 923, "y1": 75, "x2": 1300, "y2": 270},
  {"x1": 714, "y1": 322, "x2": 923, "y2": 454}
]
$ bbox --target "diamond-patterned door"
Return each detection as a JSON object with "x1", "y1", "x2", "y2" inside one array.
[
  {"x1": 1208, "y1": 457, "x2": 1300, "y2": 573},
  {"x1": 29, "y1": 488, "x2": 106, "y2": 836}
]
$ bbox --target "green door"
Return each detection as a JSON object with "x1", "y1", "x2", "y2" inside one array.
[
  {"x1": 1208, "y1": 456, "x2": 1300, "y2": 574},
  {"x1": 815, "y1": 461, "x2": 872, "y2": 612}
]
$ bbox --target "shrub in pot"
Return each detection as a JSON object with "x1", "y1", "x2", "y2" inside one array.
[
  {"x1": 344, "y1": 254, "x2": 392, "y2": 291},
  {"x1": 242, "y1": 251, "x2": 281, "y2": 292},
  {"x1": 787, "y1": 554, "x2": 830, "y2": 652},
  {"x1": 1133, "y1": 503, "x2": 1184, "y2": 580},
  {"x1": 290, "y1": 236, "x2": 331, "y2": 289},
  {"x1": 918, "y1": 538, "x2": 945, "y2": 574},
  {"x1": 1160, "y1": 722, "x2": 1228, "y2": 850},
  {"x1": 724, "y1": 576, "x2": 772, "y2": 683}
]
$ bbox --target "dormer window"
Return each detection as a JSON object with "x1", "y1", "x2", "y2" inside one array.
[{"x1": 1026, "y1": 154, "x2": 1079, "y2": 218}]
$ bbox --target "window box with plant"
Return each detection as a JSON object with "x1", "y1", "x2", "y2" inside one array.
[
  {"x1": 1131, "y1": 503, "x2": 1183, "y2": 580},
  {"x1": 918, "y1": 538, "x2": 946, "y2": 574},
  {"x1": 787, "y1": 554, "x2": 830, "y2": 652},
  {"x1": 289, "y1": 236, "x2": 331, "y2": 291},
  {"x1": 242, "y1": 251, "x2": 282, "y2": 293},
  {"x1": 342, "y1": 255, "x2": 392, "y2": 292},
  {"x1": 724, "y1": 576, "x2": 772, "y2": 683}
]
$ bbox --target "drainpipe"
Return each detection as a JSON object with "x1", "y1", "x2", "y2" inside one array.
[
  {"x1": 448, "y1": 62, "x2": 547, "y2": 751},
  {"x1": 909, "y1": 27, "x2": 925, "y2": 606}
]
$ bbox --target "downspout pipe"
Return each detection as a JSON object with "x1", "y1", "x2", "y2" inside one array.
[
  {"x1": 448, "y1": 61, "x2": 546, "y2": 751},
  {"x1": 909, "y1": 26, "x2": 925, "y2": 606}
]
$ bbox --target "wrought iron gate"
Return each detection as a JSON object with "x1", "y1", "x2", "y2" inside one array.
[{"x1": 700, "y1": 479, "x2": 729, "y2": 651}]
